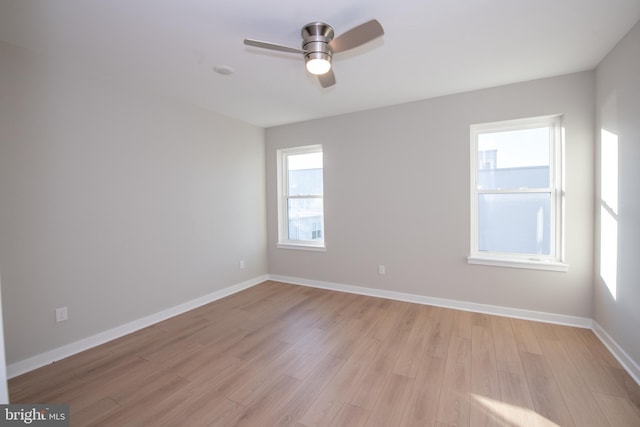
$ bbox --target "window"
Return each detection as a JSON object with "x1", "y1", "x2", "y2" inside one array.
[
  {"x1": 277, "y1": 145, "x2": 325, "y2": 250},
  {"x1": 468, "y1": 115, "x2": 567, "y2": 271}
]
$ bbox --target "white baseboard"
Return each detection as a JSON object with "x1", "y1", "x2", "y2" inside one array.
[
  {"x1": 7, "y1": 275, "x2": 267, "y2": 379},
  {"x1": 269, "y1": 274, "x2": 593, "y2": 328},
  {"x1": 592, "y1": 321, "x2": 640, "y2": 385}
]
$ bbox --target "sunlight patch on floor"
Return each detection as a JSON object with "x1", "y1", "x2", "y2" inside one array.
[{"x1": 472, "y1": 394, "x2": 560, "y2": 427}]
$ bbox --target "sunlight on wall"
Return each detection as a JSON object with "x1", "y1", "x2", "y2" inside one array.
[
  {"x1": 472, "y1": 394, "x2": 559, "y2": 426},
  {"x1": 600, "y1": 206, "x2": 618, "y2": 299},
  {"x1": 600, "y1": 129, "x2": 618, "y2": 299},
  {"x1": 600, "y1": 129, "x2": 619, "y2": 300},
  {"x1": 601, "y1": 130, "x2": 619, "y2": 213}
]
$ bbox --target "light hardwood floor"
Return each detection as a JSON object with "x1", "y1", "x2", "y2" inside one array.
[{"x1": 9, "y1": 281, "x2": 640, "y2": 426}]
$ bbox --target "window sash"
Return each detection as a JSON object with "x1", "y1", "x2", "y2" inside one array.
[
  {"x1": 477, "y1": 191, "x2": 554, "y2": 255},
  {"x1": 286, "y1": 196, "x2": 324, "y2": 242}
]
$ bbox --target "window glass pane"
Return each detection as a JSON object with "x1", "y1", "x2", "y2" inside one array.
[
  {"x1": 287, "y1": 198, "x2": 323, "y2": 241},
  {"x1": 478, "y1": 193, "x2": 551, "y2": 255},
  {"x1": 478, "y1": 127, "x2": 550, "y2": 190},
  {"x1": 287, "y1": 152, "x2": 323, "y2": 196}
]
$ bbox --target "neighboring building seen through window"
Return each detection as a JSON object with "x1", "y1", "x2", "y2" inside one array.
[
  {"x1": 469, "y1": 115, "x2": 567, "y2": 271},
  {"x1": 277, "y1": 145, "x2": 324, "y2": 249}
]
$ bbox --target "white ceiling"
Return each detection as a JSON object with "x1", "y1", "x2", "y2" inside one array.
[{"x1": 1, "y1": 0, "x2": 639, "y2": 128}]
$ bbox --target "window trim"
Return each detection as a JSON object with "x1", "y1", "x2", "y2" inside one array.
[
  {"x1": 468, "y1": 115, "x2": 568, "y2": 272},
  {"x1": 276, "y1": 144, "x2": 325, "y2": 251}
]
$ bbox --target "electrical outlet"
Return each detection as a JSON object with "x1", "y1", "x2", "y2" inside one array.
[
  {"x1": 55, "y1": 307, "x2": 68, "y2": 323},
  {"x1": 239, "y1": 259, "x2": 245, "y2": 269},
  {"x1": 378, "y1": 265, "x2": 386, "y2": 275}
]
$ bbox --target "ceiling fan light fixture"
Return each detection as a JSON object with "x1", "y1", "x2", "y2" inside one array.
[{"x1": 306, "y1": 56, "x2": 331, "y2": 75}]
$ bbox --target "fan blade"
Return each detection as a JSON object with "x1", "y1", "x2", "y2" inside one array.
[
  {"x1": 244, "y1": 39, "x2": 305, "y2": 54},
  {"x1": 318, "y1": 69, "x2": 336, "y2": 88},
  {"x1": 328, "y1": 19, "x2": 384, "y2": 53}
]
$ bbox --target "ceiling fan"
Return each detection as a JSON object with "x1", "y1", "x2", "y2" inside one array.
[{"x1": 243, "y1": 19, "x2": 384, "y2": 88}]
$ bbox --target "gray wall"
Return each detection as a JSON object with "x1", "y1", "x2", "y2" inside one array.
[
  {"x1": 266, "y1": 71, "x2": 595, "y2": 318},
  {"x1": 0, "y1": 42, "x2": 267, "y2": 364},
  {"x1": 595, "y1": 21, "x2": 640, "y2": 368}
]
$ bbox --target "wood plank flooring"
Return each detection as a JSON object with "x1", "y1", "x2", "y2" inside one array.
[{"x1": 9, "y1": 281, "x2": 640, "y2": 426}]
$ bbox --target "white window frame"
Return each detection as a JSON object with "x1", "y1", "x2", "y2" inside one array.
[
  {"x1": 468, "y1": 115, "x2": 568, "y2": 271},
  {"x1": 276, "y1": 144, "x2": 326, "y2": 251}
]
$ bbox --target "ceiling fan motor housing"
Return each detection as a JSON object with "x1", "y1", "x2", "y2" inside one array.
[{"x1": 302, "y1": 22, "x2": 334, "y2": 63}]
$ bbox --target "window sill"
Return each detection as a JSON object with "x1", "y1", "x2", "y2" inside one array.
[
  {"x1": 277, "y1": 243, "x2": 326, "y2": 252},
  {"x1": 467, "y1": 255, "x2": 568, "y2": 272}
]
